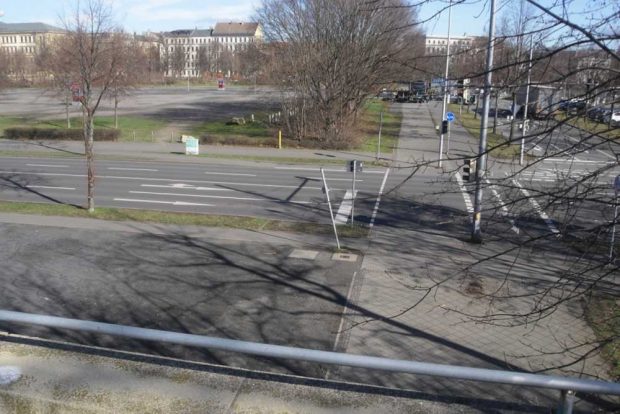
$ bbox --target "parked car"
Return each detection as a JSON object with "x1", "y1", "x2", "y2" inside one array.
[
  {"x1": 597, "y1": 108, "x2": 612, "y2": 123},
  {"x1": 586, "y1": 107, "x2": 604, "y2": 120},
  {"x1": 602, "y1": 111, "x2": 620, "y2": 126}
]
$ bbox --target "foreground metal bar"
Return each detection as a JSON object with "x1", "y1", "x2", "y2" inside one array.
[{"x1": 0, "y1": 310, "x2": 619, "y2": 397}]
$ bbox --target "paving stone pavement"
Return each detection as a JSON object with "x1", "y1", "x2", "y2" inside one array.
[{"x1": 331, "y1": 103, "x2": 618, "y2": 412}]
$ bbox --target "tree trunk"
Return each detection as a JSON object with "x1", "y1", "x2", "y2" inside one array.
[
  {"x1": 509, "y1": 91, "x2": 516, "y2": 141},
  {"x1": 492, "y1": 91, "x2": 499, "y2": 134},
  {"x1": 474, "y1": 95, "x2": 480, "y2": 119},
  {"x1": 84, "y1": 113, "x2": 95, "y2": 213},
  {"x1": 66, "y1": 93, "x2": 71, "y2": 128}
]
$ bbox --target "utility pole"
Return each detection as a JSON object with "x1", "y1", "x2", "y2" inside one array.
[
  {"x1": 471, "y1": 0, "x2": 496, "y2": 243},
  {"x1": 519, "y1": 36, "x2": 534, "y2": 166},
  {"x1": 438, "y1": 0, "x2": 452, "y2": 167}
]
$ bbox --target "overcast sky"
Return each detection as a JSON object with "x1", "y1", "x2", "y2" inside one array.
[{"x1": 0, "y1": 0, "x2": 611, "y2": 38}]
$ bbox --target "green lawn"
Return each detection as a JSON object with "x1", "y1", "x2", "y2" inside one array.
[
  {"x1": 556, "y1": 114, "x2": 620, "y2": 140},
  {"x1": 0, "y1": 115, "x2": 168, "y2": 142},
  {"x1": 356, "y1": 99, "x2": 401, "y2": 154},
  {"x1": 448, "y1": 104, "x2": 521, "y2": 159},
  {"x1": 0, "y1": 200, "x2": 368, "y2": 238}
]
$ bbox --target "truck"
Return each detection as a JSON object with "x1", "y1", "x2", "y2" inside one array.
[{"x1": 516, "y1": 85, "x2": 561, "y2": 119}]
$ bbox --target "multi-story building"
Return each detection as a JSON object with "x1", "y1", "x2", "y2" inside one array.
[
  {"x1": 0, "y1": 22, "x2": 65, "y2": 57},
  {"x1": 162, "y1": 22, "x2": 263, "y2": 78},
  {"x1": 425, "y1": 35, "x2": 475, "y2": 55}
]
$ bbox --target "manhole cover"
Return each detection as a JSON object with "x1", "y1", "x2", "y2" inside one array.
[
  {"x1": 288, "y1": 249, "x2": 319, "y2": 260},
  {"x1": 332, "y1": 253, "x2": 358, "y2": 262}
]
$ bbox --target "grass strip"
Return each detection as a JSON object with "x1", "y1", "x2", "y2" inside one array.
[
  {"x1": 0, "y1": 200, "x2": 369, "y2": 238},
  {"x1": 586, "y1": 296, "x2": 619, "y2": 380},
  {"x1": 555, "y1": 114, "x2": 619, "y2": 140},
  {"x1": 448, "y1": 104, "x2": 522, "y2": 159},
  {"x1": 356, "y1": 99, "x2": 401, "y2": 154}
]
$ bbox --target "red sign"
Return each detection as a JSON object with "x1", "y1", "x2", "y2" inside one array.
[
  {"x1": 70, "y1": 82, "x2": 82, "y2": 102},
  {"x1": 217, "y1": 79, "x2": 225, "y2": 90}
]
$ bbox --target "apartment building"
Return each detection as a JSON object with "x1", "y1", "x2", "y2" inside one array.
[
  {"x1": 162, "y1": 22, "x2": 263, "y2": 78},
  {"x1": 0, "y1": 22, "x2": 65, "y2": 56}
]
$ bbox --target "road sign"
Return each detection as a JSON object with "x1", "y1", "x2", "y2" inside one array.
[
  {"x1": 446, "y1": 112, "x2": 455, "y2": 122},
  {"x1": 185, "y1": 136, "x2": 199, "y2": 155},
  {"x1": 614, "y1": 175, "x2": 620, "y2": 194}
]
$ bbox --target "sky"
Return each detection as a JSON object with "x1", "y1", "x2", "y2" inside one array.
[{"x1": 0, "y1": 0, "x2": 612, "y2": 38}]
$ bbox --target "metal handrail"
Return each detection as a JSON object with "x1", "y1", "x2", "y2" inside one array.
[{"x1": 0, "y1": 310, "x2": 618, "y2": 412}]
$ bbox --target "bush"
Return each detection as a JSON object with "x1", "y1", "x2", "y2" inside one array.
[
  {"x1": 198, "y1": 134, "x2": 328, "y2": 149},
  {"x1": 4, "y1": 127, "x2": 120, "y2": 141}
]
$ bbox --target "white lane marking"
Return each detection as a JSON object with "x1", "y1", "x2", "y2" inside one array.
[
  {"x1": 274, "y1": 166, "x2": 385, "y2": 174},
  {"x1": 204, "y1": 171, "x2": 257, "y2": 176},
  {"x1": 369, "y1": 168, "x2": 390, "y2": 229},
  {"x1": 596, "y1": 149, "x2": 616, "y2": 160},
  {"x1": 141, "y1": 184, "x2": 232, "y2": 191},
  {"x1": 26, "y1": 164, "x2": 69, "y2": 168},
  {"x1": 128, "y1": 190, "x2": 313, "y2": 204},
  {"x1": 455, "y1": 172, "x2": 474, "y2": 222},
  {"x1": 307, "y1": 177, "x2": 363, "y2": 182},
  {"x1": 26, "y1": 185, "x2": 75, "y2": 190},
  {"x1": 108, "y1": 167, "x2": 158, "y2": 171},
  {"x1": 114, "y1": 198, "x2": 213, "y2": 207},
  {"x1": 512, "y1": 179, "x2": 560, "y2": 235},
  {"x1": 559, "y1": 135, "x2": 615, "y2": 159},
  {"x1": 543, "y1": 158, "x2": 615, "y2": 164},
  {"x1": 335, "y1": 190, "x2": 355, "y2": 224},
  {"x1": 0, "y1": 171, "x2": 323, "y2": 190},
  {"x1": 485, "y1": 178, "x2": 519, "y2": 234}
]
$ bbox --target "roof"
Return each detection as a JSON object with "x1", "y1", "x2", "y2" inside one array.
[
  {"x1": 0, "y1": 22, "x2": 65, "y2": 34},
  {"x1": 212, "y1": 22, "x2": 259, "y2": 36}
]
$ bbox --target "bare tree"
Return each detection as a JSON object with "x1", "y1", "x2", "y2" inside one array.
[
  {"x1": 50, "y1": 0, "x2": 135, "y2": 212},
  {"x1": 257, "y1": 0, "x2": 418, "y2": 148},
  {"x1": 171, "y1": 46, "x2": 186, "y2": 78}
]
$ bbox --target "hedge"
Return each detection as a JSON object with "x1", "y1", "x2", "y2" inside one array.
[{"x1": 4, "y1": 127, "x2": 120, "y2": 141}]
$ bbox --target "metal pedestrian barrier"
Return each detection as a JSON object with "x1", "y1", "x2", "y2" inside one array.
[{"x1": 0, "y1": 310, "x2": 618, "y2": 413}]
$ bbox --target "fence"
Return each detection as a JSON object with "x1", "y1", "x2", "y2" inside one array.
[{"x1": 0, "y1": 309, "x2": 618, "y2": 413}]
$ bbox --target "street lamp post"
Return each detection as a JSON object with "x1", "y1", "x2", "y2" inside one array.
[
  {"x1": 519, "y1": 36, "x2": 534, "y2": 166},
  {"x1": 438, "y1": 0, "x2": 452, "y2": 168},
  {"x1": 471, "y1": 0, "x2": 497, "y2": 243}
]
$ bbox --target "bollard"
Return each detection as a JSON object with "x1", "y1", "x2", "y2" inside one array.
[
  {"x1": 557, "y1": 390, "x2": 575, "y2": 414},
  {"x1": 132, "y1": 130, "x2": 136, "y2": 141},
  {"x1": 278, "y1": 130, "x2": 282, "y2": 149}
]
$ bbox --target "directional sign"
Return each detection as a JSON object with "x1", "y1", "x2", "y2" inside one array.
[
  {"x1": 185, "y1": 137, "x2": 199, "y2": 155},
  {"x1": 446, "y1": 112, "x2": 455, "y2": 122}
]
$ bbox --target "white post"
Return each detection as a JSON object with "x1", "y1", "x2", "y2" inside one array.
[
  {"x1": 520, "y1": 36, "x2": 534, "y2": 166},
  {"x1": 438, "y1": 0, "x2": 452, "y2": 167},
  {"x1": 321, "y1": 168, "x2": 340, "y2": 250},
  {"x1": 352, "y1": 161, "x2": 356, "y2": 226},
  {"x1": 377, "y1": 111, "x2": 383, "y2": 161}
]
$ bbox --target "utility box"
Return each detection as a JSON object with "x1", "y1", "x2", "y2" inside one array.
[{"x1": 185, "y1": 137, "x2": 199, "y2": 155}]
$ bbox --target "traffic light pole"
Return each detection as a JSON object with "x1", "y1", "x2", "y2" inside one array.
[{"x1": 472, "y1": 0, "x2": 496, "y2": 243}]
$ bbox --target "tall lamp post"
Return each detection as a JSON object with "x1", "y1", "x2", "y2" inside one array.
[
  {"x1": 471, "y1": 0, "x2": 496, "y2": 243},
  {"x1": 438, "y1": 0, "x2": 452, "y2": 167}
]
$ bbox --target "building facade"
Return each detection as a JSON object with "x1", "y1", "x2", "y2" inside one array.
[
  {"x1": 0, "y1": 22, "x2": 65, "y2": 56},
  {"x1": 162, "y1": 22, "x2": 263, "y2": 78},
  {"x1": 425, "y1": 35, "x2": 475, "y2": 55}
]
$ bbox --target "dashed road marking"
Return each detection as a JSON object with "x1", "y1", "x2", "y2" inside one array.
[{"x1": 512, "y1": 179, "x2": 560, "y2": 235}]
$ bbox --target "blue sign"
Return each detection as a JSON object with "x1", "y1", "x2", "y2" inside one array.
[{"x1": 446, "y1": 112, "x2": 455, "y2": 122}]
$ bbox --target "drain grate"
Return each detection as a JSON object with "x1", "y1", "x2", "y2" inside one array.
[{"x1": 332, "y1": 253, "x2": 358, "y2": 262}]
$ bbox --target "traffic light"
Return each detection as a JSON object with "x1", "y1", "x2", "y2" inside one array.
[
  {"x1": 463, "y1": 159, "x2": 475, "y2": 181},
  {"x1": 441, "y1": 120, "x2": 448, "y2": 134},
  {"x1": 348, "y1": 160, "x2": 363, "y2": 172}
]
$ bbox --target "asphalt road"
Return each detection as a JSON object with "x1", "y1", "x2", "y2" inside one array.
[{"x1": 0, "y1": 156, "x2": 391, "y2": 225}]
